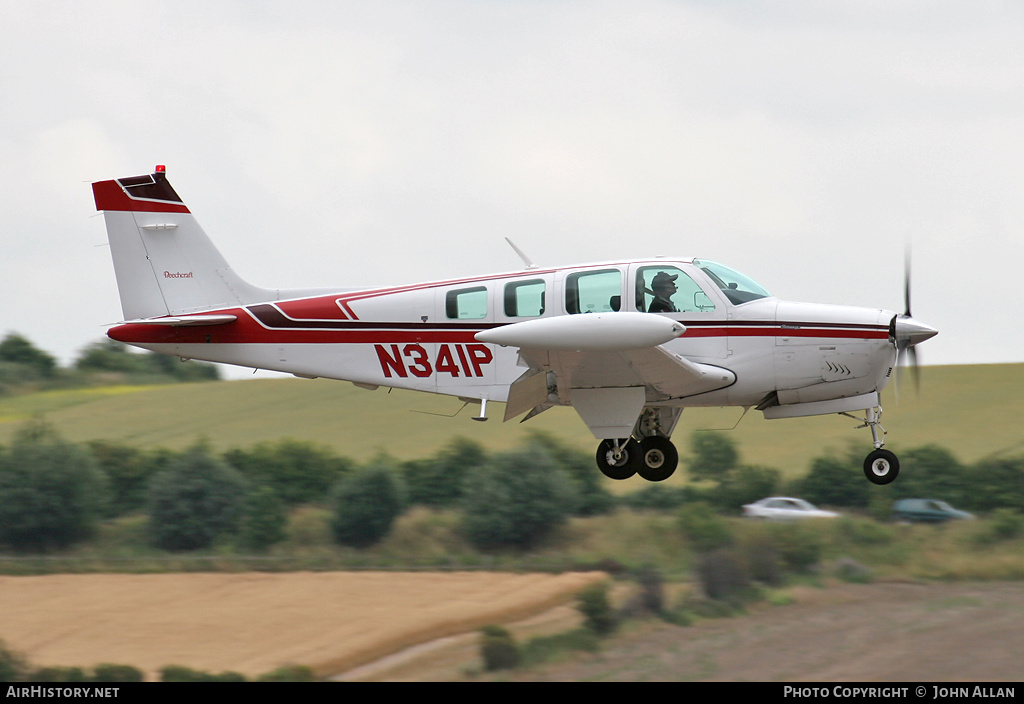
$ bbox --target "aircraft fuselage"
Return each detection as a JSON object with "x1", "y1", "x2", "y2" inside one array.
[{"x1": 108, "y1": 258, "x2": 897, "y2": 414}]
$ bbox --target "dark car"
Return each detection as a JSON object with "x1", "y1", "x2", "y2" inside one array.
[{"x1": 892, "y1": 499, "x2": 974, "y2": 523}]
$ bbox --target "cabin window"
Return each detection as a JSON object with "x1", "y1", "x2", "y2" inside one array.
[
  {"x1": 635, "y1": 266, "x2": 715, "y2": 313},
  {"x1": 565, "y1": 269, "x2": 622, "y2": 314},
  {"x1": 504, "y1": 279, "x2": 546, "y2": 318},
  {"x1": 445, "y1": 286, "x2": 488, "y2": 319}
]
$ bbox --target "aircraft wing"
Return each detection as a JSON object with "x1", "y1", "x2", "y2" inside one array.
[{"x1": 476, "y1": 313, "x2": 735, "y2": 437}]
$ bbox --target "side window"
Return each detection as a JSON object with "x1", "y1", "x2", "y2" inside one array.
[
  {"x1": 504, "y1": 279, "x2": 546, "y2": 318},
  {"x1": 636, "y1": 266, "x2": 715, "y2": 313},
  {"x1": 445, "y1": 286, "x2": 488, "y2": 319},
  {"x1": 565, "y1": 269, "x2": 622, "y2": 314}
]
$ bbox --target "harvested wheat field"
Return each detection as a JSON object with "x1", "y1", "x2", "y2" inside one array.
[{"x1": 0, "y1": 570, "x2": 607, "y2": 679}]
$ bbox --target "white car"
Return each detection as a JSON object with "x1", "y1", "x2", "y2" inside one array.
[{"x1": 742, "y1": 497, "x2": 840, "y2": 521}]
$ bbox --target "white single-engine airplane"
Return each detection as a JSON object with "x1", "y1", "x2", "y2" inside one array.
[{"x1": 92, "y1": 167, "x2": 937, "y2": 485}]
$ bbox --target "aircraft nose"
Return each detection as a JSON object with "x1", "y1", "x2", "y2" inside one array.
[{"x1": 893, "y1": 315, "x2": 938, "y2": 347}]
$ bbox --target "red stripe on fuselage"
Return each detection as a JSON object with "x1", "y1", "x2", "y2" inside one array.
[
  {"x1": 693, "y1": 326, "x2": 889, "y2": 340},
  {"x1": 108, "y1": 309, "x2": 490, "y2": 346},
  {"x1": 108, "y1": 308, "x2": 889, "y2": 347}
]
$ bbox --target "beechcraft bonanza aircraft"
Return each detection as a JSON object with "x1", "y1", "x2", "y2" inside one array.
[{"x1": 92, "y1": 167, "x2": 937, "y2": 485}]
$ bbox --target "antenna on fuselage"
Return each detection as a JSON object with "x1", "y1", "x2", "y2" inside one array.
[{"x1": 505, "y1": 238, "x2": 539, "y2": 270}]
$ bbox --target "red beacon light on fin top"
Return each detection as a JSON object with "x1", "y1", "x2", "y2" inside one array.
[{"x1": 155, "y1": 165, "x2": 166, "y2": 174}]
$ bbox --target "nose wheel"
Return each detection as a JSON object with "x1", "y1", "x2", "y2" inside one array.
[{"x1": 863, "y1": 448, "x2": 900, "y2": 485}]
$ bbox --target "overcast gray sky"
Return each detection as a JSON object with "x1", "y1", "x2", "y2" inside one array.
[{"x1": 2, "y1": 1, "x2": 1022, "y2": 376}]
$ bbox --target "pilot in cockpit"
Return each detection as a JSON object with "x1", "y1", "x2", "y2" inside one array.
[{"x1": 648, "y1": 271, "x2": 679, "y2": 313}]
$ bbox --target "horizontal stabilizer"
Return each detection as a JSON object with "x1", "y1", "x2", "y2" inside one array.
[{"x1": 121, "y1": 314, "x2": 238, "y2": 327}]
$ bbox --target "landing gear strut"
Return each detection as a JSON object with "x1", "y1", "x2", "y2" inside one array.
[{"x1": 842, "y1": 405, "x2": 901, "y2": 485}]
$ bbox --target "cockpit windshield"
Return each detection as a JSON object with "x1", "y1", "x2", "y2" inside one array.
[{"x1": 693, "y1": 259, "x2": 771, "y2": 305}]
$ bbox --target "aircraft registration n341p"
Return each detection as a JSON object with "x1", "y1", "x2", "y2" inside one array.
[{"x1": 92, "y1": 167, "x2": 937, "y2": 485}]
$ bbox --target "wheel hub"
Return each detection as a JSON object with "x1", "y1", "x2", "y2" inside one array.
[
  {"x1": 644, "y1": 449, "x2": 665, "y2": 469},
  {"x1": 870, "y1": 458, "x2": 891, "y2": 476}
]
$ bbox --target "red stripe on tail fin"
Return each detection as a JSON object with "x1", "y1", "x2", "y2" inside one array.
[{"x1": 92, "y1": 170, "x2": 190, "y2": 213}]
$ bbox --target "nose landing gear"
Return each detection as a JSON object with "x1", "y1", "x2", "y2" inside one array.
[{"x1": 842, "y1": 405, "x2": 901, "y2": 485}]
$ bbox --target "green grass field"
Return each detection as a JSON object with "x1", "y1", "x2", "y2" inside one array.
[{"x1": 1, "y1": 363, "x2": 1021, "y2": 479}]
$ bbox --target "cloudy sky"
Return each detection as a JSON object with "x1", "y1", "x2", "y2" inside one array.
[{"x1": 2, "y1": 1, "x2": 1022, "y2": 376}]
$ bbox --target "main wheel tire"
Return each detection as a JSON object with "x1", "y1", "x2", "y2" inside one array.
[
  {"x1": 596, "y1": 438, "x2": 640, "y2": 480},
  {"x1": 863, "y1": 449, "x2": 900, "y2": 485},
  {"x1": 637, "y1": 436, "x2": 679, "y2": 482}
]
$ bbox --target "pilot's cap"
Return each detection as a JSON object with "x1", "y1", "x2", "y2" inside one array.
[{"x1": 652, "y1": 272, "x2": 678, "y2": 289}]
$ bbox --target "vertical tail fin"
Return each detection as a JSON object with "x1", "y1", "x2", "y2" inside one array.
[{"x1": 92, "y1": 167, "x2": 274, "y2": 320}]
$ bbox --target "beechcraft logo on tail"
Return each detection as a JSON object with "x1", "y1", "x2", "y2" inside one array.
[{"x1": 163, "y1": 271, "x2": 194, "y2": 279}]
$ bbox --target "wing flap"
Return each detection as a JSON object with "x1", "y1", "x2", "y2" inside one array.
[{"x1": 504, "y1": 368, "x2": 550, "y2": 422}]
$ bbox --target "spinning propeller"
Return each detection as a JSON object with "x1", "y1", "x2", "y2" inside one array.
[{"x1": 891, "y1": 247, "x2": 938, "y2": 397}]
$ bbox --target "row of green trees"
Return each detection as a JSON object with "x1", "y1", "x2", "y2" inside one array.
[
  {"x1": 0, "y1": 420, "x2": 612, "y2": 554},
  {"x1": 0, "y1": 333, "x2": 219, "y2": 393},
  {"x1": 1, "y1": 418, "x2": 1022, "y2": 556}
]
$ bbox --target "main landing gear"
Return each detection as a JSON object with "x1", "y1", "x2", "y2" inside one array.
[
  {"x1": 595, "y1": 407, "x2": 681, "y2": 482},
  {"x1": 596, "y1": 436, "x2": 679, "y2": 482},
  {"x1": 843, "y1": 406, "x2": 900, "y2": 485}
]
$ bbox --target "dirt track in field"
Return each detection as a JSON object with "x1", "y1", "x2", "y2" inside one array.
[
  {"x1": 473, "y1": 581, "x2": 1024, "y2": 683},
  {"x1": 0, "y1": 571, "x2": 606, "y2": 679}
]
